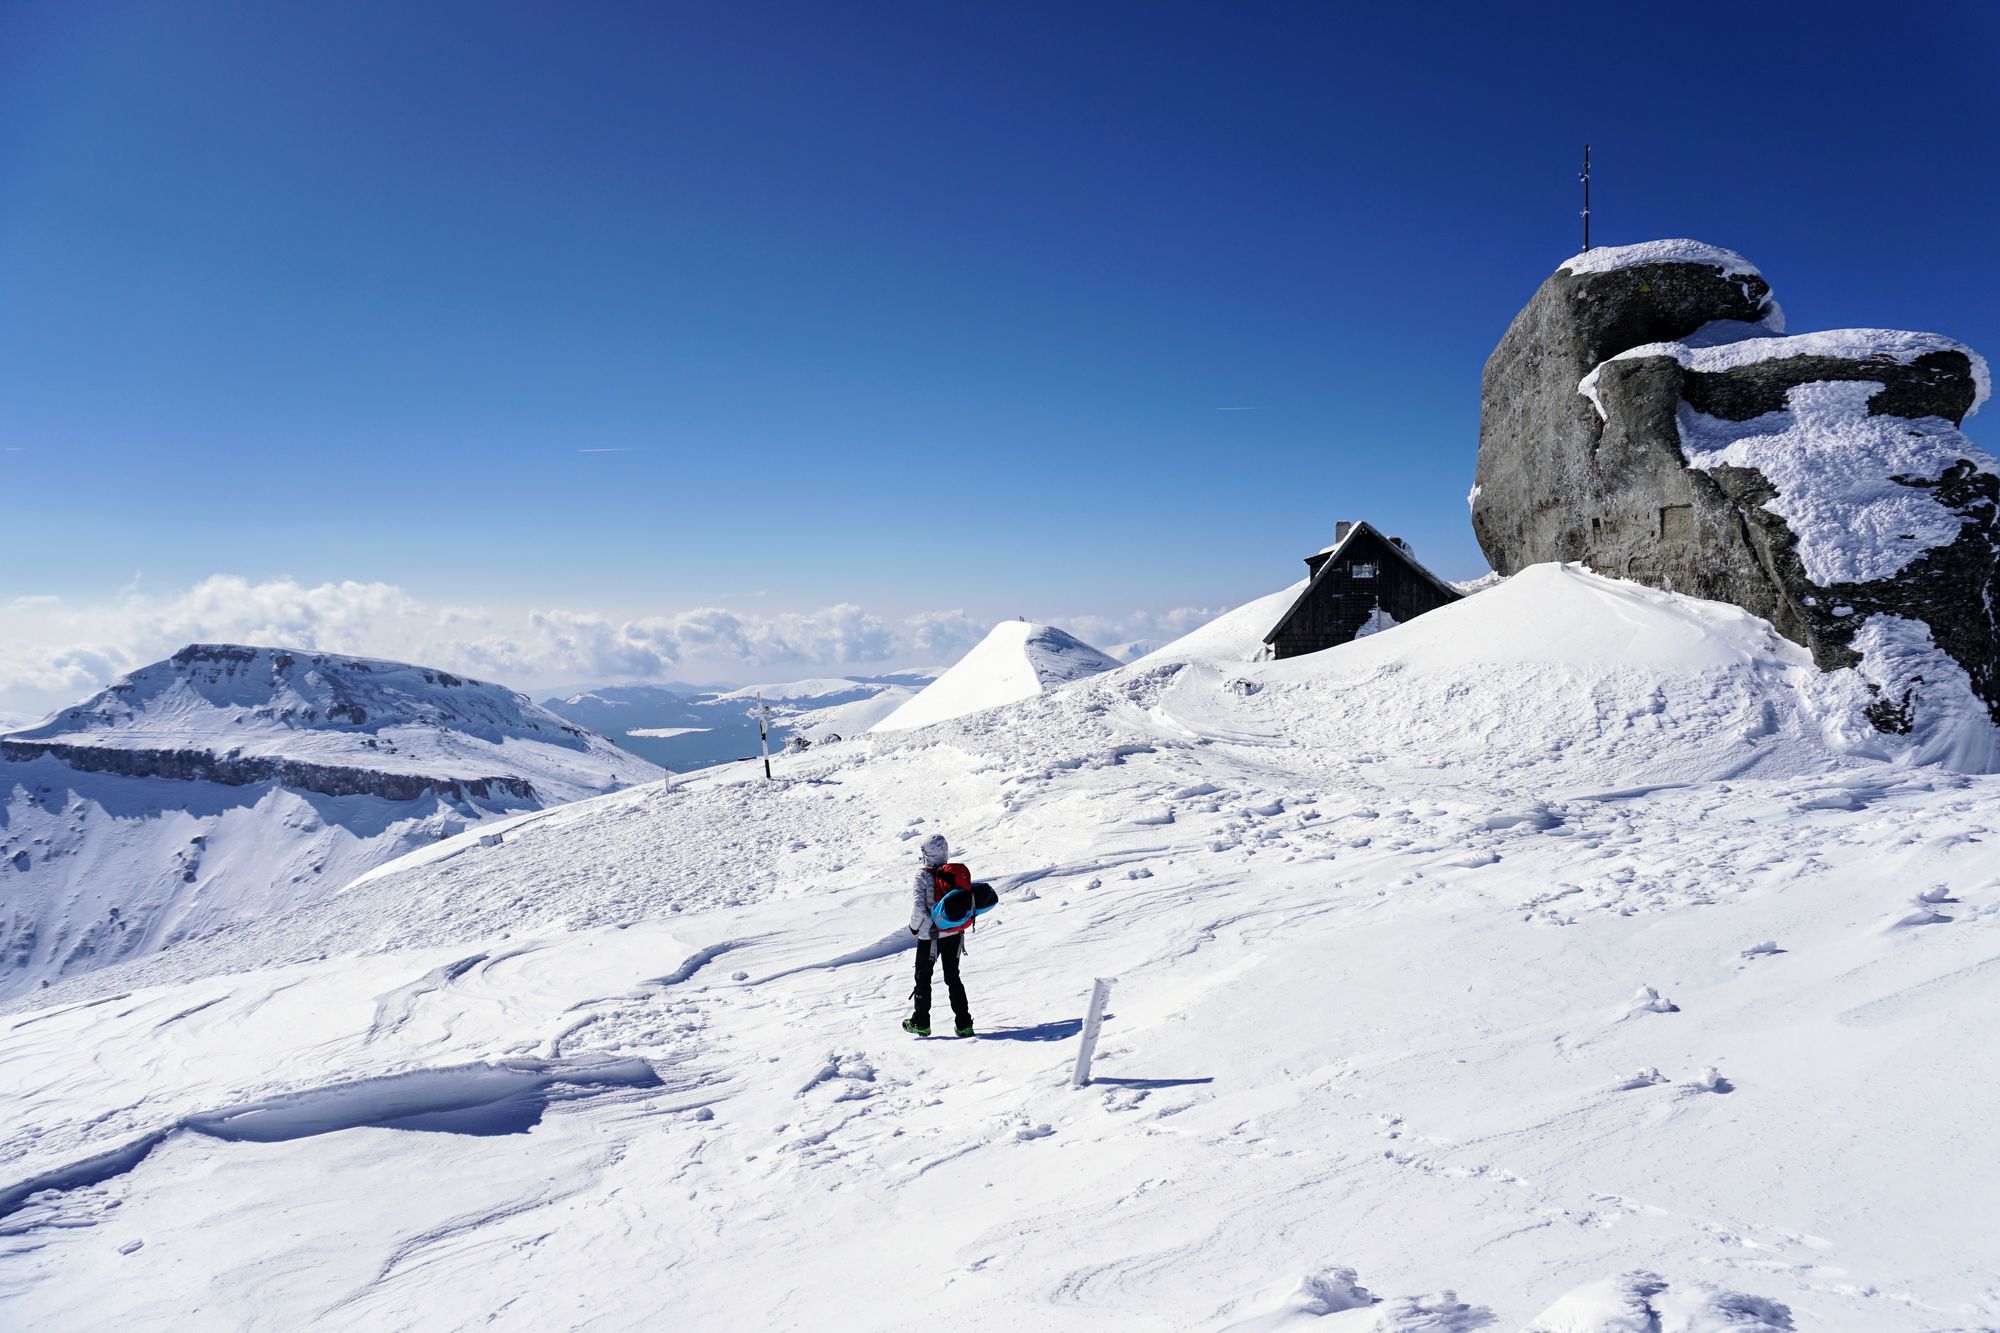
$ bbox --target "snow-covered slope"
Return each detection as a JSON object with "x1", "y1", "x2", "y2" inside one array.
[
  {"x1": 3, "y1": 571, "x2": 1998, "y2": 1329},
  {"x1": 872, "y1": 621, "x2": 1121, "y2": 733},
  {"x1": 0, "y1": 645, "x2": 656, "y2": 999}
]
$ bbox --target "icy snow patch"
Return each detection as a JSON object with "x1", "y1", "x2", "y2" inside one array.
[{"x1": 1675, "y1": 381, "x2": 1994, "y2": 585}]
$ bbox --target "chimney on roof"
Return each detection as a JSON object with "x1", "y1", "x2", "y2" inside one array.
[{"x1": 1334, "y1": 520, "x2": 1353, "y2": 544}]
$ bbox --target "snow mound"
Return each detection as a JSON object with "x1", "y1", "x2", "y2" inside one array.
[
  {"x1": 870, "y1": 622, "x2": 1120, "y2": 732},
  {"x1": 1191, "y1": 563, "x2": 1894, "y2": 787}
]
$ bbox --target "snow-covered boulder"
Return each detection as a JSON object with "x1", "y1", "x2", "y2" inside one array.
[
  {"x1": 1473, "y1": 240, "x2": 1998, "y2": 753},
  {"x1": 870, "y1": 621, "x2": 1120, "y2": 732}
]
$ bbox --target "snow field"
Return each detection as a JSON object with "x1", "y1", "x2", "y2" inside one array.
[{"x1": 3, "y1": 566, "x2": 1998, "y2": 1328}]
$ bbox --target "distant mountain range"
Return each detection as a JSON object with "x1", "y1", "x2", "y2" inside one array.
[{"x1": 0, "y1": 644, "x2": 656, "y2": 998}]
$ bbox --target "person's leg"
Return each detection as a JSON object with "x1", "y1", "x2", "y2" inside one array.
[
  {"x1": 911, "y1": 938, "x2": 935, "y2": 1028},
  {"x1": 941, "y1": 935, "x2": 971, "y2": 1030}
]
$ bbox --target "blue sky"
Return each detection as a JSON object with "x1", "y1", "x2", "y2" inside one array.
[{"x1": 2, "y1": 1, "x2": 1996, "y2": 708}]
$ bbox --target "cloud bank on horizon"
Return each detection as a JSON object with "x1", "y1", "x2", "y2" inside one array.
[{"x1": 0, "y1": 577, "x2": 1223, "y2": 721}]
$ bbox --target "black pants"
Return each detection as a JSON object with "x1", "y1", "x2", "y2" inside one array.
[{"x1": 912, "y1": 934, "x2": 971, "y2": 1029}]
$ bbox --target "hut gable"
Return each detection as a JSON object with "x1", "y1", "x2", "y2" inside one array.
[{"x1": 1263, "y1": 521, "x2": 1463, "y2": 659}]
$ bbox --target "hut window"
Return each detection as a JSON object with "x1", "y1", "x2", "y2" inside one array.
[{"x1": 1351, "y1": 562, "x2": 1377, "y2": 578}]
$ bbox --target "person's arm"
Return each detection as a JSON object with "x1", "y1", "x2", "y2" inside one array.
[{"x1": 910, "y1": 868, "x2": 931, "y2": 935}]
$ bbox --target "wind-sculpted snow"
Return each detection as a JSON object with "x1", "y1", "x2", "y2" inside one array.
[{"x1": 2, "y1": 568, "x2": 1997, "y2": 1328}]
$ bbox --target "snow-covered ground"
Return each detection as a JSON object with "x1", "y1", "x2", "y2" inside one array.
[
  {"x1": 873, "y1": 620, "x2": 1122, "y2": 732},
  {"x1": 3, "y1": 567, "x2": 1997, "y2": 1329}
]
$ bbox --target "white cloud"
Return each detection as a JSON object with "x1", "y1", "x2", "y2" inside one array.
[
  {"x1": 0, "y1": 575, "x2": 1193, "y2": 718},
  {"x1": 1062, "y1": 606, "x2": 1224, "y2": 650}
]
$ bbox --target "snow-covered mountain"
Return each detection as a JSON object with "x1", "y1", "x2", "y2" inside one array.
[
  {"x1": 4, "y1": 571, "x2": 1998, "y2": 1328},
  {"x1": 0, "y1": 645, "x2": 657, "y2": 998},
  {"x1": 543, "y1": 672, "x2": 937, "y2": 770},
  {"x1": 871, "y1": 621, "x2": 1122, "y2": 732}
]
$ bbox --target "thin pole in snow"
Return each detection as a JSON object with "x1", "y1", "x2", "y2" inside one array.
[
  {"x1": 747, "y1": 690, "x2": 774, "y2": 780},
  {"x1": 1580, "y1": 143, "x2": 1592, "y2": 252},
  {"x1": 1071, "y1": 977, "x2": 1115, "y2": 1088}
]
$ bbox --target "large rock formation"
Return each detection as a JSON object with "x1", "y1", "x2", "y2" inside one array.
[{"x1": 1472, "y1": 239, "x2": 1999, "y2": 753}]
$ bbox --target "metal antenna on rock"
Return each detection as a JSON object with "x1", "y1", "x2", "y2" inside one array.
[{"x1": 1580, "y1": 143, "x2": 1592, "y2": 252}]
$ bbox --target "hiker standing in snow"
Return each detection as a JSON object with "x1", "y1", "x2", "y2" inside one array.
[{"x1": 905, "y1": 832, "x2": 975, "y2": 1037}]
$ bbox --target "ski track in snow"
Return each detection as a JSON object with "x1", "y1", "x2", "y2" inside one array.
[{"x1": 1, "y1": 567, "x2": 1998, "y2": 1329}]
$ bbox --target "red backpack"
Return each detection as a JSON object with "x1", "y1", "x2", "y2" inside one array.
[{"x1": 929, "y1": 862, "x2": 975, "y2": 936}]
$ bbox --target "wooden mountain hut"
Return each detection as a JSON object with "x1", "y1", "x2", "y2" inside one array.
[{"x1": 1263, "y1": 520, "x2": 1463, "y2": 659}]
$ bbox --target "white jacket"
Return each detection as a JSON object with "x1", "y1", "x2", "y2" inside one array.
[{"x1": 908, "y1": 833, "x2": 971, "y2": 942}]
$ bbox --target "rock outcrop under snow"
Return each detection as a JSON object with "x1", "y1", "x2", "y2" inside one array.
[{"x1": 1472, "y1": 239, "x2": 2000, "y2": 752}]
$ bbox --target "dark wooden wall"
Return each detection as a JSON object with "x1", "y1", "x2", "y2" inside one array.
[{"x1": 1268, "y1": 528, "x2": 1459, "y2": 659}]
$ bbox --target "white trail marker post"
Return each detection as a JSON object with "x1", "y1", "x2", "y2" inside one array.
[
  {"x1": 746, "y1": 691, "x2": 775, "y2": 780},
  {"x1": 1070, "y1": 977, "x2": 1115, "y2": 1088}
]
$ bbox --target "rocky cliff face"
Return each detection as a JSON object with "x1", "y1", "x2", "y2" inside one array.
[
  {"x1": 0, "y1": 739, "x2": 540, "y2": 804},
  {"x1": 1472, "y1": 240, "x2": 1998, "y2": 753}
]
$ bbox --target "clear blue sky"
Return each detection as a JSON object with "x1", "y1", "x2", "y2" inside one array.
[{"x1": 3, "y1": 1, "x2": 1996, "y2": 623}]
